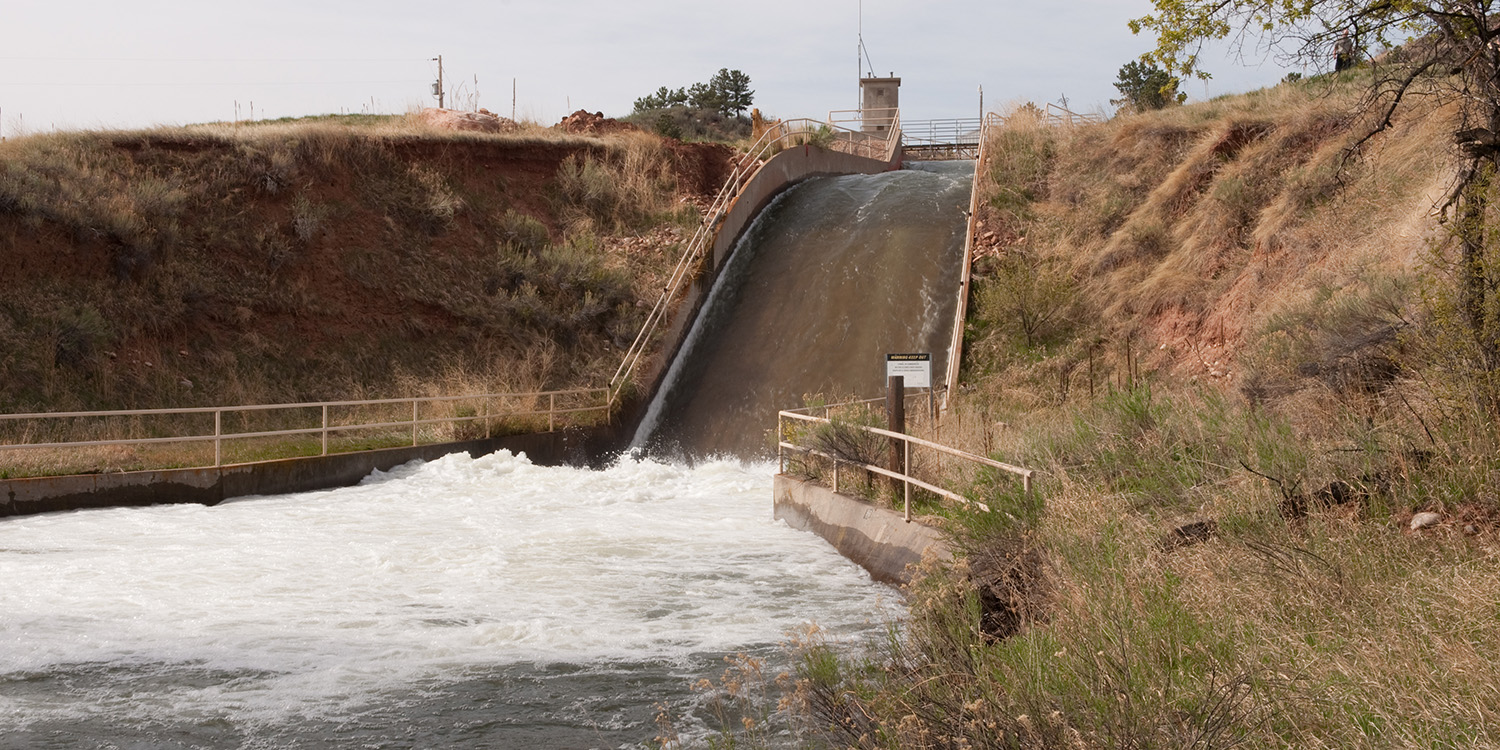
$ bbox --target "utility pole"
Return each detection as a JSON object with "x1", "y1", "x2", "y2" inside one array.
[{"x1": 431, "y1": 55, "x2": 445, "y2": 109}]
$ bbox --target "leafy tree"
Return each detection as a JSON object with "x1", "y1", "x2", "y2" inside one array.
[
  {"x1": 1131, "y1": 1, "x2": 1500, "y2": 402},
  {"x1": 632, "y1": 86, "x2": 687, "y2": 114},
  {"x1": 1111, "y1": 60, "x2": 1182, "y2": 113},
  {"x1": 709, "y1": 68, "x2": 755, "y2": 116},
  {"x1": 686, "y1": 81, "x2": 723, "y2": 113},
  {"x1": 632, "y1": 70, "x2": 753, "y2": 118}
]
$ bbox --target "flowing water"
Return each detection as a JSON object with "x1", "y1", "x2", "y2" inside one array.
[
  {"x1": 636, "y1": 161, "x2": 974, "y2": 459},
  {"x1": 0, "y1": 452, "x2": 899, "y2": 748},
  {"x1": 2, "y1": 160, "x2": 975, "y2": 748}
]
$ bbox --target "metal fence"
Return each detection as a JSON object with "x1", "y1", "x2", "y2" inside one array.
[
  {"x1": 0, "y1": 388, "x2": 609, "y2": 474},
  {"x1": 777, "y1": 409, "x2": 1033, "y2": 522},
  {"x1": 1045, "y1": 103, "x2": 1106, "y2": 127},
  {"x1": 900, "y1": 118, "x2": 983, "y2": 147}
]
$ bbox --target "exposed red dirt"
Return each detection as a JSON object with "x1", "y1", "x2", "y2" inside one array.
[
  {"x1": 555, "y1": 110, "x2": 639, "y2": 136},
  {"x1": 0, "y1": 129, "x2": 737, "y2": 408}
]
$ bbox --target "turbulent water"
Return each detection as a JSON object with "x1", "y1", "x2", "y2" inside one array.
[
  {"x1": 0, "y1": 452, "x2": 899, "y2": 749},
  {"x1": 636, "y1": 161, "x2": 974, "y2": 459}
]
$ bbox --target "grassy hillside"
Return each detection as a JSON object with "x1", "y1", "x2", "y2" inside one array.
[
  {"x1": 793, "y1": 74, "x2": 1500, "y2": 747},
  {"x1": 0, "y1": 115, "x2": 731, "y2": 416}
]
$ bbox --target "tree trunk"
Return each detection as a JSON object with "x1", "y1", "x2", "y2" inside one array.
[{"x1": 1458, "y1": 157, "x2": 1500, "y2": 369}]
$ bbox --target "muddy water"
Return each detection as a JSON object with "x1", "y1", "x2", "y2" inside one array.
[
  {"x1": 0, "y1": 452, "x2": 898, "y2": 749},
  {"x1": 635, "y1": 161, "x2": 974, "y2": 459}
]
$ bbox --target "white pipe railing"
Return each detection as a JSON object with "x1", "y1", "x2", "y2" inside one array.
[
  {"x1": 900, "y1": 118, "x2": 984, "y2": 146},
  {"x1": 1045, "y1": 103, "x2": 1106, "y2": 127},
  {"x1": 0, "y1": 387, "x2": 609, "y2": 470},
  {"x1": 776, "y1": 409, "x2": 1033, "y2": 522}
]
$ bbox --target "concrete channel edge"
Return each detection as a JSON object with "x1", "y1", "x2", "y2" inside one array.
[
  {"x1": 773, "y1": 474, "x2": 951, "y2": 585},
  {"x1": 0, "y1": 429, "x2": 607, "y2": 518}
]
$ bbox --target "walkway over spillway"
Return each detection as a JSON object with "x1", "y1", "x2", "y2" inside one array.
[{"x1": 902, "y1": 104, "x2": 1105, "y2": 160}]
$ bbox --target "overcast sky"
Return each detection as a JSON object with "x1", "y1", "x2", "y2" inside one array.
[{"x1": 0, "y1": 1, "x2": 1304, "y2": 134}]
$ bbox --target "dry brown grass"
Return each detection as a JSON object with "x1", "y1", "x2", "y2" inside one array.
[
  {"x1": 0, "y1": 117, "x2": 695, "y2": 417},
  {"x1": 803, "y1": 72, "x2": 1500, "y2": 748}
]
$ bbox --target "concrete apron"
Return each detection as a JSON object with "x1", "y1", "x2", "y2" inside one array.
[
  {"x1": 0, "y1": 429, "x2": 603, "y2": 518},
  {"x1": 773, "y1": 474, "x2": 950, "y2": 586}
]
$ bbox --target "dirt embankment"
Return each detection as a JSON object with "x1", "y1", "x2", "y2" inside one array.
[{"x1": 0, "y1": 125, "x2": 735, "y2": 412}]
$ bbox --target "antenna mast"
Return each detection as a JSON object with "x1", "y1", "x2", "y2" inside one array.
[{"x1": 856, "y1": 2, "x2": 877, "y2": 100}]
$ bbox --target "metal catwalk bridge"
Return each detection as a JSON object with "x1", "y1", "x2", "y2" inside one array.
[{"x1": 902, "y1": 104, "x2": 1104, "y2": 160}]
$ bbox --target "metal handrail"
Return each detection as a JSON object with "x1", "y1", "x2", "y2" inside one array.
[
  {"x1": 606, "y1": 110, "x2": 902, "y2": 402},
  {"x1": 776, "y1": 409, "x2": 1033, "y2": 522},
  {"x1": 1045, "y1": 103, "x2": 1106, "y2": 127},
  {"x1": 900, "y1": 118, "x2": 983, "y2": 146},
  {"x1": 0, "y1": 387, "x2": 610, "y2": 470},
  {"x1": 827, "y1": 107, "x2": 900, "y2": 133},
  {"x1": 940, "y1": 107, "x2": 1096, "y2": 405},
  {"x1": 943, "y1": 113, "x2": 1005, "y2": 409}
]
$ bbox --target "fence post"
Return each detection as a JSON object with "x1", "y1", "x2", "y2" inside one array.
[
  {"x1": 777, "y1": 414, "x2": 785, "y2": 475},
  {"x1": 484, "y1": 397, "x2": 491, "y2": 439},
  {"x1": 321, "y1": 404, "x2": 328, "y2": 456},
  {"x1": 411, "y1": 400, "x2": 418, "y2": 446},
  {"x1": 549, "y1": 393, "x2": 556, "y2": 432},
  {"x1": 904, "y1": 440, "x2": 911, "y2": 522},
  {"x1": 214, "y1": 410, "x2": 221, "y2": 467}
]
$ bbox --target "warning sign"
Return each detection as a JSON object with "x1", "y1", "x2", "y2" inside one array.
[{"x1": 884, "y1": 353, "x2": 932, "y2": 388}]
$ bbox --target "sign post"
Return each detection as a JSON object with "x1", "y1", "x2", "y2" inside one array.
[{"x1": 886, "y1": 375, "x2": 905, "y2": 504}]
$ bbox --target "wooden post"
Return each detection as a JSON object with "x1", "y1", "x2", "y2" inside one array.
[{"x1": 887, "y1": 375, "x2": 905, "y2": 497}]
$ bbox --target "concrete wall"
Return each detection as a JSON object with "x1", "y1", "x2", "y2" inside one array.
[
  {"x1": 774, "y1": 474, "x2": 949, "y2": 585},
  {"x1": 0, "y1": 428, "x2": 604, "y2": 518},
  {"x1": 709, "y1": 144, "x2": 899, "y2": 270}
]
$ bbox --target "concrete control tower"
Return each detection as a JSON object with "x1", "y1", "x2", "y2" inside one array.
[{"x1": 859, "y1": 75, "x2": 900, "y2": 135}]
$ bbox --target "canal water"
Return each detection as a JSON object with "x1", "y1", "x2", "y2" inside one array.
[{"x1": 0, "y1": 452, "x2": 899, "y2": 748}]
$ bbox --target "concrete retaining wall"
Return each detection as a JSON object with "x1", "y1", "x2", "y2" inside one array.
[
  {"x1": 0, "y1": 429, "x2": 603, "y2": 518},
  {"x1": 774, "y1": 474, "x2": 949, "y2": 585},
  {"x1": 709, "y1": 145, "x2": 900, "y2": 270}
]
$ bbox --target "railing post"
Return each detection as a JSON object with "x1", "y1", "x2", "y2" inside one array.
[
  {"x1": 832, "y1": 457, "x2": 839, "y2": 493},
  {"x1": 549, "y1": 393, "x2": 556, "y2": 432},
  {"x1": 484, "y1": 397, "x2": 491, "y2": 439},
  {"x1": 321, "y1": 404, "x2": 328, "y2": 456},
  {"x1": 214, "y1": 410, "x2": 221, "y2": 467},
  {"x1": 903, "y1": 440, "x2": 912, "y2": 523},
  {"x1": 411, "y1": 399, "x2": 418, "y2": 446},
  {"x1": 777, "y1": 415, "x2": 784, "y2": 475}
]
